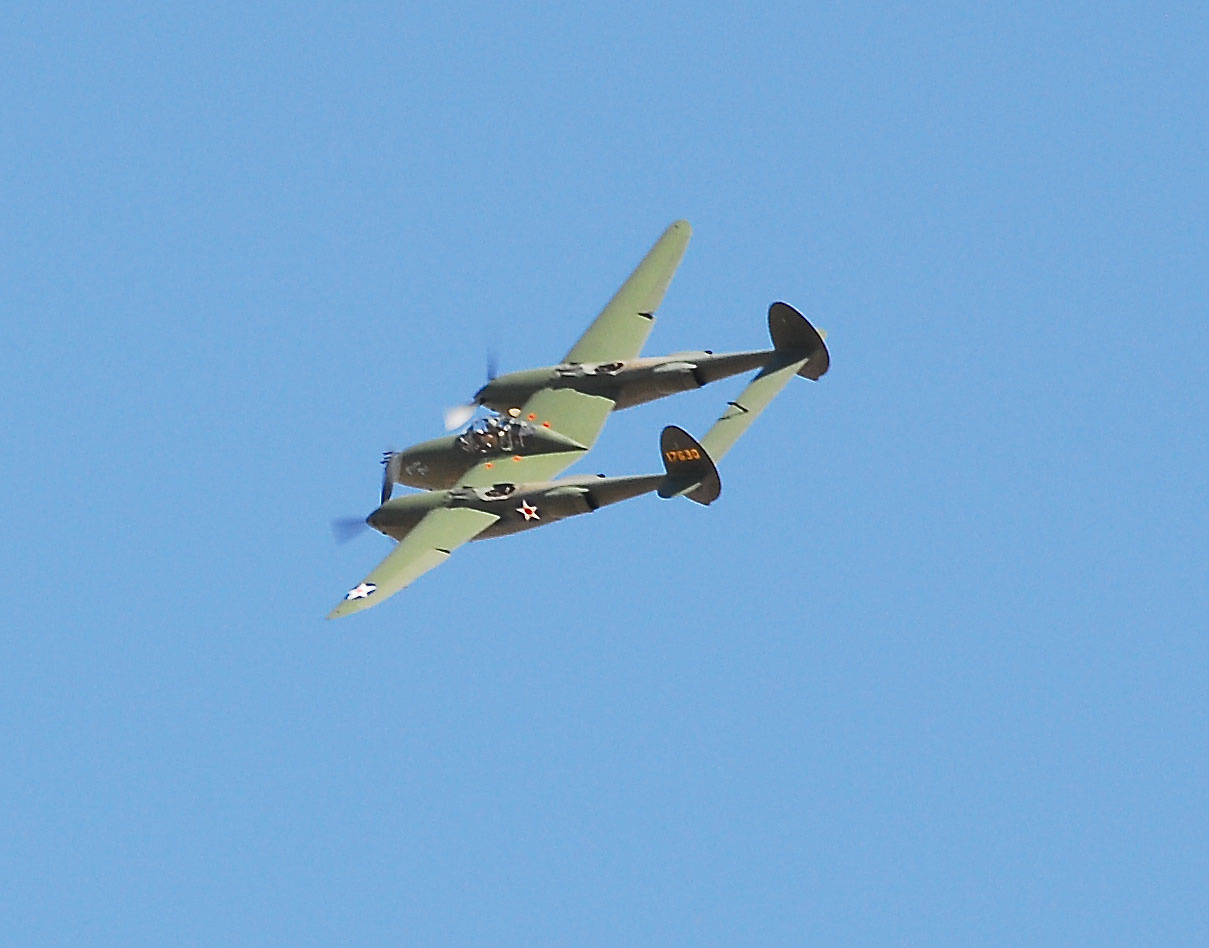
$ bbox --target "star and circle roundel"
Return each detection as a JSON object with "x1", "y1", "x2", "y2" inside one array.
[
  {"x1": 345, "y1": 582, "x2": 377, "y2": 601},
  {"x1": 516, "y1": 500, "x2": 540, "y2": 522}
]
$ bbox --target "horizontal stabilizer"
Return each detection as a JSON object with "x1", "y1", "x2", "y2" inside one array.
[{"x1": 657, "y1": 425, "x2": 721, "y2": 505}]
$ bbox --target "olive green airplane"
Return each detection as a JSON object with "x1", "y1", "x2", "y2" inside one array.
[
  {"x1": 328, "y1": 297, "x2": 830, "y2": 619},
  {"x1": 379, "y1": 220, "x2": 829, "y2": 500}
]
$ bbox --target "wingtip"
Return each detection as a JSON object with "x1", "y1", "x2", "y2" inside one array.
[{"x1": 326, "y1": 600, "x2": 359, "y2": 620}]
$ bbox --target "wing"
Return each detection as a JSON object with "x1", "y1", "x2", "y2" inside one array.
[
  {"x1": 563, "y1": 220, "x2": 691, "y2": 364},
  {"x1": 459, "y1": 388, "x2": 613, "y2": 486},
  {"x1": 462, "y1": 221, "x2": 691, "y2": 488},
  {"x1": 698, "y1": 351, "x2": 812, "y2": 465},
  {"x1": 326, "y1": 507, "x2": 499, "y2": 619},
  {"x1": 696, "y1": 302, "x2": 831, "y2": 463}
]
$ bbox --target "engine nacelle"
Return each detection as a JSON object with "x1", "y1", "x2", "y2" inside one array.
[{"x1": 648, "y1": 361, "x2": 702, "y2": 396}]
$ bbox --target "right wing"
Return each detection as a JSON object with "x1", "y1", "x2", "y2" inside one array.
[
  {"x1": 326, "y1": 507, "x2": 499, "y2": 619},
  {"x1": 562, "y1": 220, "x2": 691, "y2": 364}
]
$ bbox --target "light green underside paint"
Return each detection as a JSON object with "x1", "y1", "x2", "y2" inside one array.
[
  {"x1": 463, "y1": 221, "x2": 690, "y2": 487},
  {"x1": 327, "y1": 507, "x2": 499, "y2": 619},
  {"x1": 699, "y1": 352, "x2": 810, "y2": 464},
  {"x1": 518, "y1": 388, "x2": 615, "y2": 450},
  {"x1": 459, "y1": 450, "x2": 585, "y2": 488},
  {"x1": 459, "y1": 389, "x2": 615, "y2": 486},
  {"x1": 329, "y1": 221, "x2": 695, "y2": 616},
  {"x1": 562, "y1": 220, "x2": 691, "y2": 364}
]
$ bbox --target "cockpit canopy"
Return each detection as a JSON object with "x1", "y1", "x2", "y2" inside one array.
[{"x1": 455, "y1": 415, "x2": 533, "y2": 455}]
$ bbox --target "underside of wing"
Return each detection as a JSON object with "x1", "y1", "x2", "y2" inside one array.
[
  {"x1": 460, "y1": 388, "x2": 615, "y2": 487},
  {"x1": 327, "y1": 507, "x2": 499, "y2": 619},
  {"x1": 699, "y1": 357, "x2": 810, "y2": 465},
  {"x1": 697, "y1": 303, "x2": 831, "y2": 463},
  {"x1": 563, "y1": 220, "x2": 691, "y2": 364},
  {"x1": 459, "y1": 222, "x2": 690, "y2": 488},
  {"x1": 459, "y1": 451, "x2": 583, "y2": 488}
]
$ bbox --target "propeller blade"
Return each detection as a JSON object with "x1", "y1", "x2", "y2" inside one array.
[
  {"x1": 442, "y1": 349, "x2": 497, "y2": 429},
  {"x1": 331, "y1": 517, "x2": 369, "y2": 544},
  {"x1": 443, "y1": 402, "x2": 476, "y2": 431},
  {"x1": 380, "y1": 450, "x2": 404, "y2": 504}
]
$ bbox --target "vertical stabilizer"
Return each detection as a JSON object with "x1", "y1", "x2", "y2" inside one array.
[
  {"x1": 657, "y1": 426, "x2": 721, "y2": 505},
  {"x1": 768, "y1": 301, "x2": 830, "y2": 380}
]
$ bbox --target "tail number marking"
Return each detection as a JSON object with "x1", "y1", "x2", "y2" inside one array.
[{"x1": 665, "y1": 448, "x2": 701, "y2": 463}]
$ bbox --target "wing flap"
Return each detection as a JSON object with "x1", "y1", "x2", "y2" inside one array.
[
  {"x1": 563, "y1": 220, "x2": 691, "y2": 364},
  {"x1": 327, "y1": 507, "x2": 499, "y2": 619}
]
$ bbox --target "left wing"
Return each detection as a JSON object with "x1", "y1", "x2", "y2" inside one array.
[{"x1": 327, "y1": 507, "x2": 499, "y2": 619}]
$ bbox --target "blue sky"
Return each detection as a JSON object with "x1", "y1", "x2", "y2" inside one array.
[{"x1": 3, "y1": 2, "x2": 1207, "y2": 944}]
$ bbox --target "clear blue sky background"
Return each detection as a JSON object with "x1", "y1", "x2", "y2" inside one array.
[{"x1": 3, "y1": 2, "x2": 1206, "y2": 944}]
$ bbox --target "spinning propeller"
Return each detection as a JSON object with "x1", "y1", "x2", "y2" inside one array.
[
  {"x1": 329, "y1": 447, "x2": 399, "y2": 543},
  {"x1": 330, "y1": 516, "x2": 369, "y2": 544},
  {"x1": 443, "y1": 350, "x2": 498, "y2": 430}
]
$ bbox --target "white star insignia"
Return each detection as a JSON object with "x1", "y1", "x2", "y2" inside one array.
[
  {"x1": 345, "y1": 582, "x2": 377, "y2": 601},
  {"x1": 516, "y1": 500, "x2": 540, "y2": 521}
]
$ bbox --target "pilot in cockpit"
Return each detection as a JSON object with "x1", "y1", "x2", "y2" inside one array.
[
  {"x1": 479, "y1": 416, "x2": 502, "y2": 450},
  {"x1": 457, "y1": 414, "x2": 528, "y2": 455}
]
